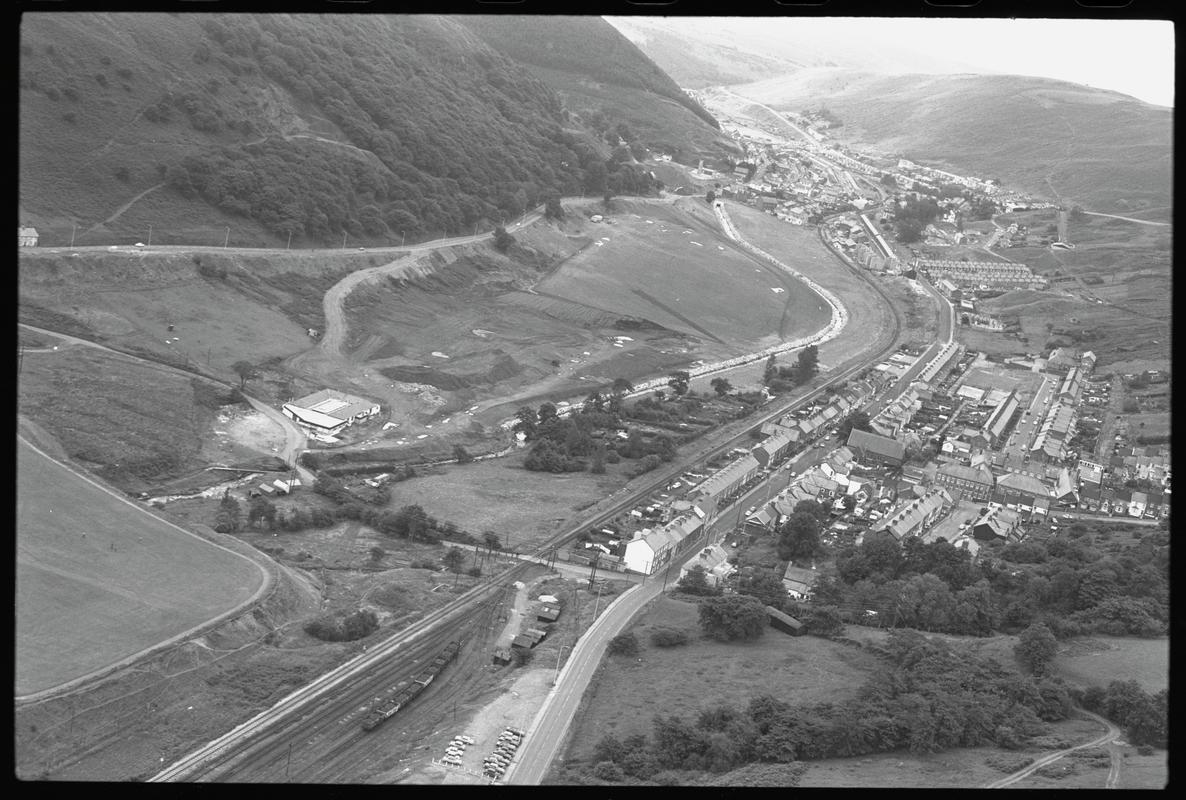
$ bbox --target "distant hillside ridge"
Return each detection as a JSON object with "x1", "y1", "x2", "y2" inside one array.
[
  {"x1": 19, "y1": 13, "x2": 664, "y2": 248},
  {"x1": 457, "y1": 15, "x2": 739, "y2": 167},
  {"x1": 733, "y1": 68, "x2": 1172, "y2": 220}
]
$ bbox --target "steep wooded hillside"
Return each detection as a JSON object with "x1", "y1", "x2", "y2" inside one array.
[
  {"x1": 734, "y1": 69, "x2": 1172, "y2": 220},
  {"x1": 458, "y1": 15, "x2": 738, "y2": 166},
  {"x1": 18, "y1": 13, "x2": 667, "y2": 247}
]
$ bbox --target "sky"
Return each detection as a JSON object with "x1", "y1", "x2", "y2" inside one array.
[{"x1": 633, "y1": 17, "x2": 1175, "y2": 107}]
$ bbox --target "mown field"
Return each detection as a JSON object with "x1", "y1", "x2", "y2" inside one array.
[
  {"x1": 16, "y1": 438, "x2": 267, "y2": 696},
  {"x1": 383, "y1": 451, "x2": 632, "y2": 553},
  {"x1": 1051, "y1": 636, "x2": 1169, "y2": 694}
]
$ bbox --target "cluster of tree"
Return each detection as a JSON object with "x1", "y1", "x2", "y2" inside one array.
[
  {"x1": 776, "y1": 499, "x2": 831, "y2": 562},
  {"x1": 255, "y1": 474, "x2": 468, "y2": 544},
  {"x1": 698, "y1": 595, "x2": 768, "y2": 641},
  {"x1": 892, "y1": 196, "x2": 941, "y2": 243},
  {"x1": 1077, "y1": 680, "x2": 1167, "y2": 749},
  {"x1": 818, "y1": 524, "x2": 1168, "y2": 639},
  {"x1": 303, "y1": 608, "x2": 379, "y2": 642},
  {"x1": 584, "y1": 630, "x2": 1069, "y2": 781},
  {"x1": 836, "y1": 410, "x2": 872, "y2": 442},
  {"x1": 517, "y1": 388, "x2": 679, "y2": 474},
  {"x1": 675, "y1": 565, "x2": 722, "y2": 597},
  {"x1": 763, "y1": 347, "x2": 819, "y2": 393},
  {"x1": 162, "y1": 15, "x2": 666, "y2": 245}
]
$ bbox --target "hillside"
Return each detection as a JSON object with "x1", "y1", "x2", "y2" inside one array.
[
  {"x1": 457, "y1": 15, "x2": 739, "y2": 166},
  {"x1": 18, "y1": 13, "x2": 664, "y2": 248},
  {"x1": 728, "y1": 69, "x2": 1172, "y2": 220}
]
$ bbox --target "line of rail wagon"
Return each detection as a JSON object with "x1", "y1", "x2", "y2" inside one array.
[{"x1": 361, "y1": 640, "x2": 461, "y2": 731}]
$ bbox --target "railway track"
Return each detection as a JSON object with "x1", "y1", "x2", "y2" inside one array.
[{"x1": 154, "y1": 204, "x2": 907, "y2": 784}]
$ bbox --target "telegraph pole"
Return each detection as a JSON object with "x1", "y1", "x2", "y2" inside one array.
[
  {"x1": 70, "y1": 223, "x2": 76, "y2": 249},
  {"x1": 401, "y1": 230, "x2": 406, "y2": 246},
  {"x1": 286, "y1": 230, "x2": 292, "y2": 250},
  {"x1": 147, "y1": 224, "x2": 152, "y2": 246},
  {"x1": 342, "y1": 231, "x2": 348, "y2": 249},
  {"x1": 223, "y1": 227, "x2": 230, "y2": 248}
]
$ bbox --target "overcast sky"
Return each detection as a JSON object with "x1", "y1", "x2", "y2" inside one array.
[{"x1": 630, "y1": 17, "x2": 1175, "y2": 107}]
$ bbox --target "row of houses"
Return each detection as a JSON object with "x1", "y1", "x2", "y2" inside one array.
[
  {"x1": 918, "y1": 342, "x2": 963, "y2": 385},
  {"x1": 913, "y1": 259, "x2": 1045, "y2": 290}
]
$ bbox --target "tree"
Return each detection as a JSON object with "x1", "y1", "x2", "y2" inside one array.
[
  {"x1": 247, "y1": 496, "x2": 276, "y2": 530},
  {"x1": 607, "y1": 632, "x2": 639, "y2": 656},
  {"x1": 762, "y1": 355, "x2": 778, "y2": 385},
  {"x1": 493, "y1": 226, "x2": 514, "y2": 253},
  {"x1": 214, "y1": 490, "x2": 242, "y2": 533},
  {"x1": 650, "y1": 627, "x2": 690, "y2": 647},
  {"x1": 369, "y1": 546, "x2": 386, "y2": 563},
  {"x1": 710, "y1": 377, "x2": 733, "y2": 397},
  {"x1": 677, "y1": 565, "x2": 719, "y2": 596},
  {"x1": 231, "y1": 360, "x2": 257, "y2": 389},
  {"x1": 611, "y1": 376, "x2": 634, "y2": 397},
  {"x1": 483, "y1": 531, "x2": 502, "y2": 551},
  {"x1": 544, "y1": 195, "x2": 564, "y2": 220},
  {"x1": 698, "y1": 595, "x2": 768, "y2": 641},
  {"x1": 442, "y1": 546, "x2": 466, "y2": 573},
  {"x1": 736, "y1": 569, "x2": 787, "y2": 607},
  {"x1": 513, "y1": 406, "x2": 538, "y2": 440},
  {"x1": 452, "y1": 444, "x2": 473, "y2": 463},
  {"x1": 777, "y1": 511, "x2": 823, "y2": 561},
  {"x1": 838, "y1": 411, "x2": 872, "y2": 442},
  {"x1": 794, "y1": 346, "x2": 819, "y2": 384},
  {"x1": 706, "y1": 189, "x2": 716, "y2": 204},
  {"x1": 801, "y1": 604, "x2": 844, "y2": 637},
  {"x1": 667, "y1": 371, "x2": 690, "y2": 397}
]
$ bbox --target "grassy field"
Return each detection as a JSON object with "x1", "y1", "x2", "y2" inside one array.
[
  {"x1": 561, "y1": 596, "x2": 880, "y2": 764},
  {"x1": 539, "y1": 201, "x2": 831, "y2": 351},
  {"x1": 16, "y1": 438, "x2": 266, "y2": 696},
  {"x1": 722, "y1": 201, "x2": 900, "y2": 364},
  {"x1": 1052, "y1": 636, "x2": 1169, "y2": 694},
  {"x1": 383, "y1": 451, "x2": 632, "y2": 552}
]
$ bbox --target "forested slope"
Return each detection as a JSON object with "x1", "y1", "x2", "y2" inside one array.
[{"x1": 19, "y1": 13, "x2": 664, "y2": 247}]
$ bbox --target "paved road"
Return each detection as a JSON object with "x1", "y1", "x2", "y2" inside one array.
[
  {"x1": 1081, "y1": 210, "x2": 1170, "y2": 227},
  {"x1": 984, "y1": 708, "x2": 1122, "y2": 788}
]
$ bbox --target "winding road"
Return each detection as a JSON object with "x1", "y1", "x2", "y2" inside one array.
[{"x1": 984, "y1": 708, "x2": 1123, "y2": 788}]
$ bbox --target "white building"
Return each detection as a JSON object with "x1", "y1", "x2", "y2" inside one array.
[{"x1": 282, "y1": 388, "x2": 381, "y2": 434}]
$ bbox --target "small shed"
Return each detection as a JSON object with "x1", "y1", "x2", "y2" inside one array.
[
  {"x1": 510, "y1": 634, "x2": 535, "y2": 649},
  {"x1": 536, "y1": 605, "x2": 561, "y2": 623},
  {"x1": 492, "y1": 648, "x2": 513, "y2": 665},
  {"x1": 257, "y1": 483, "x2": 276, "y2": 496},
  {"x1": 764, "y1": 605, "x2": 805, "y2": 636},
  {"x1": 524, "y1": 627, "x2": 549, "y2": 647}
]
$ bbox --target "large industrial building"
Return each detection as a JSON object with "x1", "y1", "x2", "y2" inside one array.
[{"x1": 282, "y1": 389, "x2": 381, "y2": 436}]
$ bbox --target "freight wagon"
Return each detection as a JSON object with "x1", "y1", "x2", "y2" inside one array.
[{"x1": 361, "y1": 640, "x2": 461, "y2": 731}]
